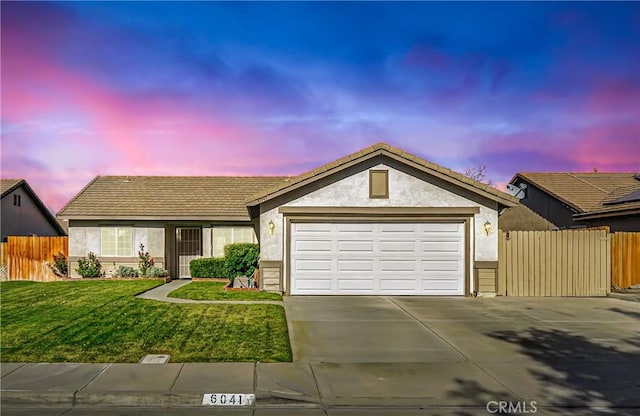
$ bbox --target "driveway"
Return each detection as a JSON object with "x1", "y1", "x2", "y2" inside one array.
[{"x1": 284, "y1": 296, "x2": 640, "y2": 410}]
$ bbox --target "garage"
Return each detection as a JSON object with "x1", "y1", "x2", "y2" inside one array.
[{"x1": 290, "y1": 221, "x2": 465, "y2": 295}]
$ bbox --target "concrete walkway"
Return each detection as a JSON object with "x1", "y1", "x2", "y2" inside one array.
[{"x1": 136, "y1": 280, "x2": 283, "y2": 305}]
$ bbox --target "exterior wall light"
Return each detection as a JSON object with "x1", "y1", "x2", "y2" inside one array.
[
  {"x1": 268, "y1": 220, "x2": 275, "y2": 235},
  {"x1": 484, "y1": 221, "x2": 492, "y2": 236}
]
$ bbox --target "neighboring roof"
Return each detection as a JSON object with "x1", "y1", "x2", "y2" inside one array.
[
  {"x1": 498, "y1": 203, "x2": 556, "y2": 231},
  {"x1": 58, "y1": 176, "x2": 289, "y2": 221},
  {"x1": 247, "y1": 142, "x2": 519, "y2": 208},
  {"x1": 512, "y1": 172, "x2": 640, "y2": 213},
  {"x1": 1, "y1": 178, "x2": 67, "y2": 235},
  {"x1": 1, "y1": 179, "x2": 23, "y2": 196}
]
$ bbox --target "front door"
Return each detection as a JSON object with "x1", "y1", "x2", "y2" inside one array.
[{"x1": 176, "y1": 227, "x2": 202, "y2": 278}]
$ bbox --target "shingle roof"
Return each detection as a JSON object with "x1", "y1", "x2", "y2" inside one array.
[
  {"x1": 1, "y1": 179, "x2": 23, "y2": 196},
  {"x1": 514, "y1": 172, "x2": 640, "y2": 213},
  {"x1": 58, "y1": 176, "x2": 289, "y2": 220},
  {"x1": 247, "y1": 142, "x2": 518, "y2": 207}
]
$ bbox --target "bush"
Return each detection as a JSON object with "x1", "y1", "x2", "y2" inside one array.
[
  {"x1": 137, "y1": 244, "x2": 154, "y2": 276},
  {"x1": 144, "y1": 266, "x2": 169, "y2": 278},
  {"x1": 224, "y1": 243, "x2": 259, "y2": 281},
  {"x1": 76, "y1": 252, "x2": 103, "y2": 278},
  {"x1": 190, "y1": 257, "x2": 227, "y2": 278},
  {"x1": 112, "y1": 265, "x2": 138, "y2": 278},
  {"x1": 49, "y1": 251, "x2": 68, "y2": 277}
]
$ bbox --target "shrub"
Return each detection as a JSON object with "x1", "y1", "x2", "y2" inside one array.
[
  {"x1": 112, "y1": 265, "x2": 138, "y2": 278},
  {"x1": 76, "y1": 252, "x2": 103, "y2": 278},
  {"x1": 49, "y1": 251, "x2": 68, "y2": 277},
  {"x1": 144, "y1": 266, "x2": 169, "y2": 278},
  {"x1": 224, "y1": 243, "x2": 259, "y2": 281},
  {"x1": 190, "y1": 257, "x2": 228, "y2": 278},
  {"x1": 137, "y1": 244, "x2": 154, "y2": 276}
]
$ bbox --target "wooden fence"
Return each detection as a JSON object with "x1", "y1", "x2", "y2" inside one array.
[
  {"x1": 0, "y1": 242, "x2": 7, "y2": 266},
  {"x1": 498, "y1": 230, "x2": 610, "y2": 296},
  {"x1": 611, "y1": 232, "x2": 640, "y2": 289},
  {"x1": 4, "y1": 236, "x2": 68, "y2": 282}
]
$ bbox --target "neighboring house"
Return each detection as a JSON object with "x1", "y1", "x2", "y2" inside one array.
[
  {"x1": 510, "y1": 172, "x2": 640, "y2": 232},
  {"x1": 498, "y1": 203, "x2": 556, "y2": 231},
  {"x1": 59, "y1": 143, "x2": 518, "y2": 296},
  {"x1": 1, "y1": 179, "x2": 67, "y2": 241}
]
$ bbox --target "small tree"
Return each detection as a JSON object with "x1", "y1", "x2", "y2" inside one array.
[
  {"x1": 137, "y1": 244, "x2": 154, "y2": 277},
  {"x1": 76, "y1": 252, "x2": 103, "y2": 278},
  {"x1": 464, "y1": 165, "x2": 494, "y2": 186}
]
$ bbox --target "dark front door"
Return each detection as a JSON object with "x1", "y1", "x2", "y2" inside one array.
[{"x1": 176, "y1": 227, "x2": 202, "y2": 278}]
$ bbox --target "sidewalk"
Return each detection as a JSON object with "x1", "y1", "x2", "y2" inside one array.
[
  {"x1": 3, "y1": 361, "x2": 637, "y2": 415},
  {"x1": 1, "y1": 361, "x2": 517, "y2": 413},
  {"x1": 135, "y1": 280, "x2": 283, "y2": 305}
]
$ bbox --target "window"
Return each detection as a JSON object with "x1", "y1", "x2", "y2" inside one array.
[
  {"x1": 13, "y1": 194, "x2": 21, "y2": 206},
  {"x1": 101, "y1": 227, "x2": 133, "y2": 256},
  {"x1": 212, "y1": 226, "x2": 256, "y2": 257},
  {"x1": 369, "y1": 170, "x2": 389, "y2": 199}
]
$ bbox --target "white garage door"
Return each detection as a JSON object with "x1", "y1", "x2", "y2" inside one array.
[{"x1": 290, "y1": 222, "x2": 465, "y2": 295}]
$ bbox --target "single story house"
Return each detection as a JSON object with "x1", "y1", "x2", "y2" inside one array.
[
  {"x1": 510, "y1": 172, "x2": 640, "y2": 232},
  {"x1": 58, "y1": 143, "x2": 518, "y2": 296},
  {"x1": 1, "y1": 179, "x2": 67, "y2": 241}
]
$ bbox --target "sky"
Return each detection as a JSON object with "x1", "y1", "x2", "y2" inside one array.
[{"x1": 1, "y1": 1, "x2": 639, "y2": 213}]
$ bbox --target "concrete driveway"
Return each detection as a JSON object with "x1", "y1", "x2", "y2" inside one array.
[{"x1": 284, "y1": 296, "x2": 640, "y2": 410}]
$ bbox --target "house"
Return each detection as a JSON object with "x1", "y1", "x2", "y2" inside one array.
[
  {"x1": 59, "y1": 143, "x2": 518, "y2": 296},
  {"x1": 1, "y1": 179, "x2": 67, "y2": 241},
  {"x1": 510, "y1": 172, "x2": 640, "y2": 232}
]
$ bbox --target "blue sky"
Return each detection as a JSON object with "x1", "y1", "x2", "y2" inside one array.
[{"x1": 1, "y1": 1, "x2": 639, "y2": 211}]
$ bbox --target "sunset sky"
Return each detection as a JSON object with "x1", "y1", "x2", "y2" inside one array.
[{"x1": 2, "y1": 1, "x2": 639, "y2": 213}]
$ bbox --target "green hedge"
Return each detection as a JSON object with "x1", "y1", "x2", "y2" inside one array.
[
  {"x1": 189, "y1": 257, "x2": 228, "y2": 278},
  {"x1": 224, "y1": 243, "x2": 259, "y2": 280}
]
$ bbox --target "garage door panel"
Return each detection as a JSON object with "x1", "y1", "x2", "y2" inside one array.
[
  {"x1": 295, "y1": 279, "x2": 333, "y2": 291},
  {"x1": 379, "y1": 259, "x2": 418, "y2": 271},
  {"x1": 295, "y1": 240, "x2": 333, "y2": 252},
  {"x1": 291, "y1": 221, "x2": 464, "y2": 296},
  {"x1": 337, "y1": 259, "x2": 374, "y2": 272},
  {"x1": 337, "y1": 240, "x2": 374, "y2": 252},
  {"x1": 422, "y1": 260, "x2": 462, "y2": 272},
  {"x1": 421, "y1": 241, "x2": 461, "y2": 253},
  {"x1": 295, "y1": 259, "x2": 333, "y2": 271},
  {"x1": 294, "y1": 223, "x2": 332, "y2": 233},
  {"x1": 422, "y1": 278, "x2": 461, "y2": 291},
  {"x1": 337, "y1": 279, "x2": 375, "y2": 290},
  {"x1": 380, "y1": 279, "x2": 417, "y2": 290},
  {"x1": 379, "y1": 241, "x2": 416, "y2": 252},
  {"x1": 420, "y1": 223, "x2": 461, "y2": 233}
]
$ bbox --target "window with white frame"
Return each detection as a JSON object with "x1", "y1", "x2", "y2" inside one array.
[
  {"x1": 212, "y1": 226, "x2": 256, "y2": 257},
  {"x1": 101, "y1": 227, "x2": 133, "y2": 256}
]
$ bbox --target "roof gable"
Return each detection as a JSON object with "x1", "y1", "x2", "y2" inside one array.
[
  {"x1": 1, "y1": 178, "x2": 67, "y2": 235},
  {"x1": 247, "y1": 143, "x2": 518, "y2": 208}
]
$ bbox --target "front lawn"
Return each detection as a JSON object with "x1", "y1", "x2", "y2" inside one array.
[
  {"x1": 0, "y1": 280, "x2": 291, "y2": 363},
  {"x1": 169, "y1": 281, "x2": 283, "y2": 301}
]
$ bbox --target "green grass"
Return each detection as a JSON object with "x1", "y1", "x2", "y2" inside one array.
[
  {"x1": 0, "y1": 280, "x2": 291, "y2": 363},
  {"x1": 168, "y1": 281, "x2": 283, "y2": 301}
]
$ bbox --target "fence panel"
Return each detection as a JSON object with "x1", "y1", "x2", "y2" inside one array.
[
  {"x1": 6, "y1": 236, "x2": 68, "y2": 282},
  {"x1": 611, "y1": 232, "x2": 640, "y2": 289},
  {"x1": 498, "y1": 230, "x2": 610, "y2": 296}
]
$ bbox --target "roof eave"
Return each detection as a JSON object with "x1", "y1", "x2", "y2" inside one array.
[{"x1": 59, "y1": 215, "x2": 253, "y2": 222}]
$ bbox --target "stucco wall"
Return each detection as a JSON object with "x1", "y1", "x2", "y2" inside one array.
[
  {"x1": 259, "y1": 163, "x2": 499, "y2": 262},
  {"x1": 68, "y1": 224, "x2": 165, "y2": 277}
]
